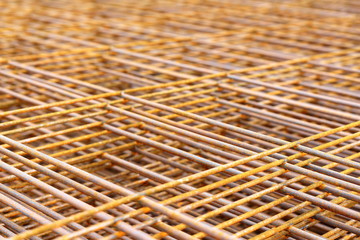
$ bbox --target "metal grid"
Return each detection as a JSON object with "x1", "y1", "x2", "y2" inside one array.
[
  {"x1": 0, "y1": 79, "x2": 359, "y2": 239},
  {"x1": 0, "y1": 13, "x2": 182, "y2": 47},
  {"x1": 0, "y1": 0, "x2": 360, "y2": 239},
  {"x1": 1, "y1": 47, "x2": 359, "y2": 134},
  {"x1": 2, "y1": 0, "x2": 360, "y2": 51},
  {"x1": 0, "y1": 53, "x2": 359, "y2": 238},
  {"x1": 0, "y1": 29, "x2": 103, "y2": 58},
  {"x1": 0, "y1": 53, "x2": 360, "y2": 239},
  {"x1": 117, "y1": 22, "x2": 360, "y2": 67},
  {"x1": 0, "y1": 45, "x2": 210, "y2": 112}
]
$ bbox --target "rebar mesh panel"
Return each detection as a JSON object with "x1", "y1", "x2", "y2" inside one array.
[
  {"x1": 0, "y1": 89, "x2": 359, "y2": 239},
  {"x1": 0, "y1": 0, "x2": 360, "y2": 240}
]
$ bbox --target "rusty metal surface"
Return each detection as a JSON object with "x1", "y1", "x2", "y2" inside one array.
[{"x1": 0, "y1": 0, "x2": 360, "y2": 239}]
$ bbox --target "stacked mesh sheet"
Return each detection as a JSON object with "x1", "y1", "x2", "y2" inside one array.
[{"x1": 0, "y1": 0, "x2": 360, "y2": 239}]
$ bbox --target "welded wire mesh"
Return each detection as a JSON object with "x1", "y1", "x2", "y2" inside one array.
[
  {"x1": 0, "y1": 80, "x2": 359, "y2": 239},
  {"x1": 115, "y1": 26, "x2": 360, "y2": 73},
  {"x1": 2, "y1": 0, "x2": 360, "y2": 55},
  {"x1": 0, "y1": 0, "x2": 360, "y2": 240},
  {"x1": 1, "y1": 46, "x2": 359, "y2": 112},
  {"x1": 0, "y1": 52, "x2": 360, "y2": 239}
]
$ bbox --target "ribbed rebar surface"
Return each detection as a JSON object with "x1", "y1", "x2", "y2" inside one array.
[{"x1": 0, "y1": 0, "x2": 360, "y2": 239}]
